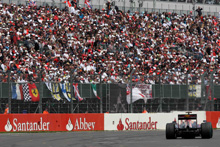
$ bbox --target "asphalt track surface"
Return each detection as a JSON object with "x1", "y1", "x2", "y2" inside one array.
[{"x1": 0, "y1": 130, "x2": 220, "y2": 147}]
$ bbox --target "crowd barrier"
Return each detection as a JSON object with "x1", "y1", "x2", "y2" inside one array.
[{"x1": 1, "y1": 111, "x2": 220, "y2": 132}]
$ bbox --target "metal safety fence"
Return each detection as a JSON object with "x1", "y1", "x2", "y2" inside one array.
[{"x1": 0, "y1": 70, "x2": 220, "y2": 114}]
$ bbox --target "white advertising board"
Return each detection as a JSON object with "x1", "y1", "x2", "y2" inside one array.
[{"x1": 104, "y1": 111, "x2": 206, "y2": 131}]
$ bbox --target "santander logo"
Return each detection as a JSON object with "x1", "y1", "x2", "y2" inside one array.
[
  {"x1": 66, "y1": 118, "x2": 96, "y2": 131},
  {"x1": 117, "y1": 119, "x2": 124, "y2": 131},
  {"x1": 4, "y1": 117, "x2": 50, "y2": 132},
  {"x1": 5, "y1": 119, "x2": 12, "y2": 132},
  {"x1": 117, "y1": 117, "x2": 158, "y2": 131},
  {"x1": 216, "y1": 117, "x2": 220, "y2": 128},
  {"x1": 66, "y1": 118, "x2": 74, "y2": 131}
]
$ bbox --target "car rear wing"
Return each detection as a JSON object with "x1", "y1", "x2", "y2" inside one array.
[{"x1": 178, "y1": 114, "x2": 197, "y2": 120}]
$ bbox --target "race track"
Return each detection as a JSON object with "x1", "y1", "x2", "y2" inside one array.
[{"x1": 0, "y1": 130, "x2": 219, "y2": 147}]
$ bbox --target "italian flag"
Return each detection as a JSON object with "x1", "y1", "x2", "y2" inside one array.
[{"x1": 91, "y1": 84, "x2": 100, "y2": 100}]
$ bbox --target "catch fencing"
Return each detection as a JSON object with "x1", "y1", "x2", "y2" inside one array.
[{"x1": 0, "y1": 71, "x2": 220, "y2": 114}]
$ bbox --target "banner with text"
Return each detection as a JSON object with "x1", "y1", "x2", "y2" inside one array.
[
  {"x1": 104, "y1": 111, "x2": 206, "y2": 131},
  {"x1": 0, "y1": 114, "x2": 104, "y2": 132}
]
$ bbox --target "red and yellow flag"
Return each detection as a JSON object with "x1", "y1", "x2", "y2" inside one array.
[{"x1": 28, "y1": 83, "x2": 40, "y2": 102}]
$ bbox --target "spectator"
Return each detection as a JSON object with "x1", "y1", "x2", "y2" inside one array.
[
  {"x1": 196, "y1": 6, "x2": 203, "y2": 16},
  {"x1": 142, "y1": 107, "x2": 148, "y2": 113},
  {"x1": 196, "y1": 103, "x2": 203, "y2": 111},
  {"x1": 4, "y1": 104, "x2": 9, "y2": 114},
  {"x1": 43, "y1": 108, "x2": 49, "y2": 114},
  {"x1": 0, "y1": 3, "x2": 218, "y2": 86}
]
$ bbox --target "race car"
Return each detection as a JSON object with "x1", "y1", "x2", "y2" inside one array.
[{"x1": 166, "y1": 112, "x2": 213, "y2": 139}]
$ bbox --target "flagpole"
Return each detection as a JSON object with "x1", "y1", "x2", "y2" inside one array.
[
  {"x1": 186, "y1": 72, "x2": 189, "y2": 111},
  {"x1": 124, "y1": 0, "x2": 125, "y2": 12},
  {"x1": 8, "y1": 70, "x2": 11, "y2": 114},
  {"x1": 210, "y1": 70, "x2": 215, "y2": 111},
  {"x1": 70, "y1": 70, "x2": 74, "y2": 113},
  {"x1": 130, "y1": 68, "x2": 136, "y2": 113},
  {"x1": 159, "y1": 72, "x2": 162, "y2": 112},
  {"x1": 100, "y1": 74, "x2": 103, "y2": 113},
  {"x1": 60, "y1": 0, "x2": 62, "y2": 9},
  {"x1": 39, "y1": 70, "x2": 43, "y2": 113}
]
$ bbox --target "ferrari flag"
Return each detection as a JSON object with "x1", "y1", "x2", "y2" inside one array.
[{"x1": 28, "y1": 83, "x2": 40, "y2": 102}]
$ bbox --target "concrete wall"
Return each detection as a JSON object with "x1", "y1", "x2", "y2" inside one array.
[
  {"x1": 79, "y1": 0, "x2": 220, "y2": 12},
  {"x1": 2, "y1": 0, "x2": 220, "y2": 13}
]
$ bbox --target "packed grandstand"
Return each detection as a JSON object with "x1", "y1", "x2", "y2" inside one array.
[{"x1": 0, "y1": 2, "x2": 220, "y2": 85}]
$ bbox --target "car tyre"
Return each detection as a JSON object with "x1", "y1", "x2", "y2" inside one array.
[
  {"x1": 201, "y1": 122, "x2": 213, "y2": 139},
  {"x1": 166, "y1": 123, "x2": 176, "y2": 139}
]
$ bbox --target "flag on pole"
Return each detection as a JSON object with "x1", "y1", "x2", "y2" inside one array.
[
  {"x1": 52, "y1": 83, "x2": 62, "y2": 101},
  {"x1": 85, "y1": 0, "x2": 92, "y2": 9},
  {"x1": 188, "y1": 85, "x2": 201, "y2": 98},
  {"x1": 73, "y1": 83, "x2": 83, "y2": 101},
  {"x1": 45, "y1": 82, "x2": 62, "y2": 101},
  {"x1": 60, "y1": 83, "x2": 71, "y2": 102},
  {"x1": 64, "y1": 0, "x2": 72, "y2": 7},
  {"x1": 28, "y1": 0, "x2": 36, "y2": 7},
  {"x1": 12, "y1": 83, "x2": 40, "y2": 102},
  {"x1": 91, "y1": 84, "x2": 100, "y2": 99},
  {"x1": 60, "y1": 83, "x2": 76, "y2": 102},
  {"x1": 28, "y1": 83, "x2": 40, "y2": 102},
  {"x1": 22, "y1": 83, "x2": 32, "y2": 102},
  {"x1": 126, "y1": 86, "x2": 146, "y2": 104},
  {"x1": 11, "y1": 84, "x2": 23, "y2": 100},
  {"x1": 11, "y1": 84, "x2": 17, "y2": 99}
]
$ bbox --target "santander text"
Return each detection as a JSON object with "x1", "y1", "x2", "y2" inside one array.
[
  {"x1": 125, "y1": 117, "x2": 157, "y2": 130},
  {"x1": 13, "y1": 117, "x2": 50, "y2": 132}
]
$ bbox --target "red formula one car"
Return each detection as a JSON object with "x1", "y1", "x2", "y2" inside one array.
[{"x1": 166, "y1": 112, "x2": 213, "y2": 139}]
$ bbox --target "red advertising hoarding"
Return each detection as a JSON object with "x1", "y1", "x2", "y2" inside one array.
[
  {"x1": 0, "y1": 114, "x2": 104, "y2": 132},
  {"x1": 206, "y1": 111, "x2": 220, "y2": 129}
]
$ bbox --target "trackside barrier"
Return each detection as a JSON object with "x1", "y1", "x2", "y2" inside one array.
[
  {"x1": 206, "y1": 111, "x2": 220, "y2": 129},
  {"x1": 0, "y1": 114, "x2": 104, "y2": 132},
  {"x1": 0, "y1": 112, "x2": 207, "y2": 132},
  {"x1": 104, "y1": 111, "x2": 206, "y2": 131}
]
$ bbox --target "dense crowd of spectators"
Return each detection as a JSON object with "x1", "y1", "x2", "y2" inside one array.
[{"x1": 0, "y1": 2, "x2": 220, "y2": 85}]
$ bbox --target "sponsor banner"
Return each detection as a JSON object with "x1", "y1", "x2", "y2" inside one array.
[
  {"x1": 206, "y1": 111, "x2": 220, "y2": 129},
  {"x1": 104, "y1": 111, "x2": 206, "y2": 131},
  {"x1": 0, "y1": 114, "x2": 104, "y2": 132}
]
